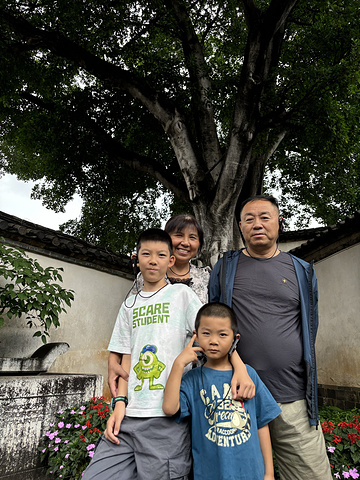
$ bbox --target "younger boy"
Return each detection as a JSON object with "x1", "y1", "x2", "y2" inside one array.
[
  {"x1": 163, "y1": 302, "x2": 282, "y2": 480},
  {"x1": 82, "y1": 228, "x2": 202, "y2": 480}
]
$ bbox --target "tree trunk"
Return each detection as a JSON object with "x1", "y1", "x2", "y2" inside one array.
[{"x1": 193, "y1": 195, "x2": 243, "y2": 267}]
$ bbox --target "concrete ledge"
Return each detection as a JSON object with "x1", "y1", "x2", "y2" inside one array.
[
  {"x1": 0, "y1": 343, "x2": 70, "y2": 374},
  {"x1": 0, "y1": 373, "x2": 103, "y2": 480}
]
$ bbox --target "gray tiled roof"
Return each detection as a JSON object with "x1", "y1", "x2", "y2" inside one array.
[
  {"x1": 0, "y1": 211, "x2": 133, "y2": 277},
  {"x1": 288, "y1": 210, "x2": 360, "y2": 262}
]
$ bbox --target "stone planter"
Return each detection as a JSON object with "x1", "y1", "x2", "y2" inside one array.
[{"x1": 0, "y1": 344, "x2": 103, "y2": 479}]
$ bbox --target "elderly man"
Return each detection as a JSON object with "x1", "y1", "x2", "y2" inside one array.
[{"x1": 209, "y1": 195, "x2": 331, "y2": 480}]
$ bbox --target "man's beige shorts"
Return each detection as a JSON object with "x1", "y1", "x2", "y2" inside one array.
[{"x1": 269, "y1": 399, "x2": 332, "y2": 480}]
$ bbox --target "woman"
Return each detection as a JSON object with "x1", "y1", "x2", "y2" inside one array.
[{"x1": 131, "y1": 214, "x2": 211, "y2": 303}]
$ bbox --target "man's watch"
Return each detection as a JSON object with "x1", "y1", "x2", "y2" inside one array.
[{"x1": 111, "y1": 396, "x2": 128, "y2": 410}]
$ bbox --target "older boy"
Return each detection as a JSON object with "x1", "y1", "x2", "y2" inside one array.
[
  {"x1": 163, "y1": 302, "x2": 281, "y2": 480},
  {"x1": 82, "y1": 228, "x2": 202, "y2": 479}
]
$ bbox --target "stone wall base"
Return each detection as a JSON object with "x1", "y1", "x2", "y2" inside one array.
[
  {"x1": 318, "y1": 384, "x2": 360, "y2": 410},
  {"x1": 0, "y1": 373, "x2": 103, "y2": 480}
]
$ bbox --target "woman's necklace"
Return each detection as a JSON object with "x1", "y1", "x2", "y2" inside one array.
[
  {"x1": 169, "y1": 266, "x2": 190, "y2": 277},
  {"x1": 245, "y1": 246, "x2": 279, "y2": 260}
]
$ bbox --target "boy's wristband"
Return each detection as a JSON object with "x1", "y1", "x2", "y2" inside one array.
[{"x1": 111, "y1": 396, "x2": 128, "y2": 410}]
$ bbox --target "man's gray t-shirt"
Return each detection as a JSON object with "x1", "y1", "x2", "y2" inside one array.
[{"x1": 232, "y1": 251, "x2": 306, "y2": 403}]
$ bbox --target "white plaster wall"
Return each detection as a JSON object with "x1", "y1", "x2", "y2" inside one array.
[
  {"x1": 0, "y1": 249, "x2": 132, "y2": 399},
  {"x1": 315, "y1": 244, "x2": 360, "y2": 387},
  {"x1": 279, "y1": 239, "x2": 305, "y2": 252}
]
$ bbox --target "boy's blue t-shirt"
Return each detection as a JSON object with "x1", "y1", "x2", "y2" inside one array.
[{"x1": 178, "y1": 364, "x2": 281, "y2": 480}]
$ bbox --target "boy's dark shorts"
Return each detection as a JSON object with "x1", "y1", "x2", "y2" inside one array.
[{"x1": 82, "y1": 416, "x2": 191, "y2": 480}]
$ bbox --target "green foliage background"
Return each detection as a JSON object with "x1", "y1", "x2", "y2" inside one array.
[{"x1": 0, "y1": 1, "x2": 359, "y2": 252}]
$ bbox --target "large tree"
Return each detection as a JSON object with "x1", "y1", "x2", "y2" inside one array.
[{"x1": 0, "y1": 0, "x2": 359, "y2": 264}]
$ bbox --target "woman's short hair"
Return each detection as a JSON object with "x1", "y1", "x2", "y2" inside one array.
[{"x1": 165, "y1": 214, "x2": 204, "y2": 250}]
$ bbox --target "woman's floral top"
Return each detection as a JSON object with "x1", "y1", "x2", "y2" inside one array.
[{"x1": 130, "y1": 263, "x2": 211, "y2": 304}]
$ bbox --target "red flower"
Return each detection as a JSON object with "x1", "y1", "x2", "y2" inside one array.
[
  {"x1": 347, "y1": 432, "x2": 360, "y2": 445},
  {"x1": 332, "y1": 435, "x2": 342, "y2": 444},
  {"x1": 322, "y1": 420, "x2": 335, "y2": 434}
]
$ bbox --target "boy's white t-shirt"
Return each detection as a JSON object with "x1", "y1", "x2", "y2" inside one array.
[{"x1": 108, "y1": 284, "x2": 202, "y2": 417}]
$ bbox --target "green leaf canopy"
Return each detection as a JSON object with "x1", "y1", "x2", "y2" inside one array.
[{"x1": 0, "y1": 0, "x2": 359, "y2": 260}]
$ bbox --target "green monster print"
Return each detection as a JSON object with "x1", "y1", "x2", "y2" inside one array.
[{"x1": 133, "y1": 345, "x2": 166, "y2": 391}]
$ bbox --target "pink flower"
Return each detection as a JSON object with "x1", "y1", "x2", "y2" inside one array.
[
  {"x1": 55, "y1": 438, "x2": 61, "y2": 444},
  {"x1": 343, "y1": 472, "x2": 350, "y2": 479},
  {"x1": 349, "y1": 469, "x2": 359, "y2": 479},
  {"x1": 86, "y1": 444, "x2": 96, "y2": 451},
  {"x1": 42, "y1": 448, "x2": 46, "y2": 453},
  {"x1": 88, "y1": 451, "x2": 95, "y2": 458},
  {"x1": 74, "y1": 424, "x2": 80, "y2": 428},
  {"x1": 58, "y1": 422, "x2": 64, "y2": 428},
  {"x1": 327, "y1": 446, "x2": 336, "y2": 453},
  {"x1": 66, "y1": 424, "x2": 71, "y2": 429},
  {"x1": 54, "y1": 447, "x2": 59, "y2": 452},
  {"x1": 80, "y1": 406, "x2": 86, "y2": 411},
  {"x1": 65, "y1": 454, "x2": 70, "y2": 459},
  {"x1": 82, "y1": 426, "x2": 87, "y2": 430}
]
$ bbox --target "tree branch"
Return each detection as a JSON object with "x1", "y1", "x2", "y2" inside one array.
[
  {"x1": 2, "y1": 7, "x2": 206, "y2": 202},
  {"x1": 221, "y1": 0, "x2": 298, "y2": 195},
  {"x1": 1, "y1": 9, "x2": 174, "y2": 127},
  {"x1": 20, "y1": 91, "x2": 190, "y2": 202},
  {"x1": 165, "y1": 0, "x2": 222, "y2": 179}
]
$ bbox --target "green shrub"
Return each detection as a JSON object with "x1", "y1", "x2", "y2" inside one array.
[{"x1": 0, "y1": 241, "x2": 74, "y2": 343}]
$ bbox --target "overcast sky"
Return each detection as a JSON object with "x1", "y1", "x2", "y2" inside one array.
[{"x1": 0, "y1": 173, "x2": 83, "y2": 230}]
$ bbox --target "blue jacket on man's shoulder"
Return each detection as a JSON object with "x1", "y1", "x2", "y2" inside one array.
[{"x1": 208, "y1": 249, "x2": 319, "y2": 427}]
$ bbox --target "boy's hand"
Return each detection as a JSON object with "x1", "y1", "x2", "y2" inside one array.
[
  {"x1": 163, "y1": 335, "x2": 204, "y2": 416},
  {"x1": 104, "y1": 402, "x2": 126, "y2": 444},
  {"x1": 175, "y1": 334, "x2": 204, "y2": 368},
  {"x1": 231, "y1": 371, "x2": 255, "y2": 400},
  {"x1": 108, "y1": 353, "x2": 129, "y2": 397}
]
